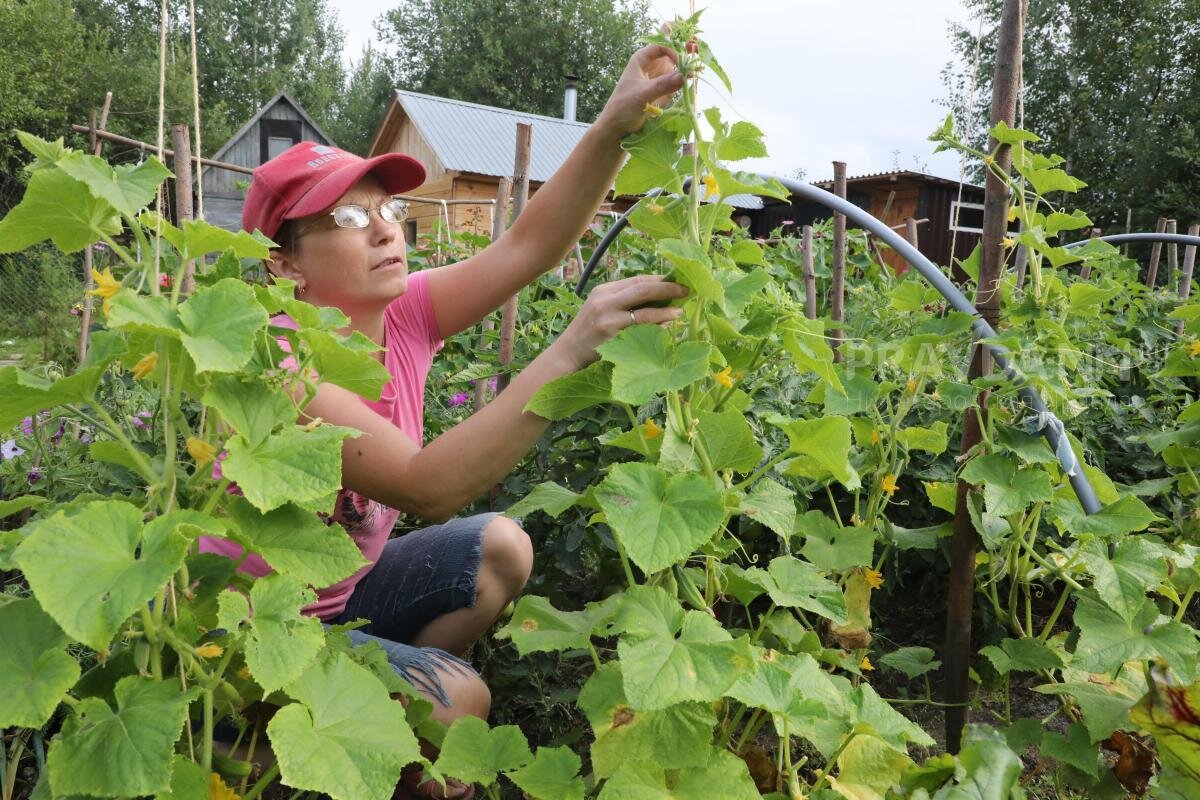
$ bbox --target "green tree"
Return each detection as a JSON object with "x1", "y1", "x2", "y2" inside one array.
[
  {"x1": 375, "y1": 0, "x2": 655, "y2": 123},
  {"x1": 327, "y1": 45, "x2": 397, "y2": 155},
  {"x1": 943, "y1": 0, "x2": 1200, "y2": 230}
]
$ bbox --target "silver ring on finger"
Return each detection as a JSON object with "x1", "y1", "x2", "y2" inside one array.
[{"x1": 628, "y1": 309, "x2": 638, "y2": 326}]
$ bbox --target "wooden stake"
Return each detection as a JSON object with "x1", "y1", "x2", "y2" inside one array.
[
  {"x1": 1177, "y1": 223, "x2": 1199, "y2": 335},
  {"x1": 802, "y1": 224, "x2": 817, "y2": 320},
  {"x1": 69, "y1": 124, "x2": 252, "y2": 174},
  {"x1": 172, "y1": 123, "x2": 196, "y2": 293},
  {"x1": 1146, "y1": 217, "x2": 1168, "y2": 287},
  {"x1": 497, "y1": 123, "x2": 532, "y2": 393},
  {"x1": 905, "y1": 217, "x2": 919, "y2": 248},
  {"x1": 78, "y1": 92, "x2": 113, "y2": 364},
  {"x1": 830, "y1": 161, "x2": 847, "y2": 362},
  {"x1": 1123, "y1": 207, "x2": 1132, "y2": 257},
  {"x1": 1166, "y1": 219, "x2": 1179, "y2": 289},
  {"x1": 1079, "y1": 228, "x2": 1101, "y2": 280},
  {"x1": 475, "y1": 177, "x2": 512, "y2": 411},
  {"x1": 945, "y1": 0, "x2": 1022, "y2": 755}
]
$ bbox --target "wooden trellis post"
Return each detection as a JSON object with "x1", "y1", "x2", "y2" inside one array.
[
  {"x1": 496, "y1": 123, "x2": 532, "y2": 393},
  {"x1": 1079, "y1": 228, "x2": 1101, "y2": 280},
  {"x1": 1166, "y1": 219, "x2": 1179, "y2": 290},
  {"x1": 171, "y1": 123, "x2": 196, "y2": 293},
  {"x1": 475, "y1": 177, "x2": 512, "y2": 411},
  {"x1": 1177, "y1": 223, "x2": 1199, "y2": 335},
  {"x1": 78, "y1": 92, "x2": 113, "y2": 364},
  {"x1": 1146, "y1": 217, "x2": 1168, "y2": 287},
  {"x1": 802, "y1": 224, "x2": 817, "y2": 321},
  {"x1": 944, "y1": 0, "x2": 1023, "y2": 755},
  {"x1": 830, "y1": 161, "x2": 847, "y2": 362}
]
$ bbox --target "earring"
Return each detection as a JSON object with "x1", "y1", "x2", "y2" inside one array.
[{"x1": 297, "y1": 284, "x2": 307, "y2": 296}]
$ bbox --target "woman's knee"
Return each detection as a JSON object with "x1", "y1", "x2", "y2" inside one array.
[
  {"x1": 429, "y1": 667, "x2": 491, "y2": 724},
  {"x1": 479, "y1": 516, "x2": 532, "y2": 597}
]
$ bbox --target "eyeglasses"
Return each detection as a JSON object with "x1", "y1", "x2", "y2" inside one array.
[{"x1": 295, "y1": 197, "x2": 410, "y2": 238}]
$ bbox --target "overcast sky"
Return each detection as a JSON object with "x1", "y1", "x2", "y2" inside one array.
[{"x1": 328, "y1": 0, "x2": 978, "y2": 182}]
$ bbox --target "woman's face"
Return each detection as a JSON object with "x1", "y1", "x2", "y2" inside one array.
[{"x1": 271, "y1": 175, "x2": 409, "y2": 315}]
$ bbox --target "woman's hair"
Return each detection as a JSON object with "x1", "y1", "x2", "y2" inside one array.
[{"x1": 273, "y1": 219, "x2": 300, "y2": 254}]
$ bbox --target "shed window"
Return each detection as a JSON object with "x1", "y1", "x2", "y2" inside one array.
[
  {"x1": 267, "y1": 136, "x2": 294, "y2": 159},
  {"x1": 949, "y1": 201, "x2": 985, "y2": 234}
]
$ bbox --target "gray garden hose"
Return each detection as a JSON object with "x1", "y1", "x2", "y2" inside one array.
[
  {"x1": 578, "y1": 176, "x2": 1103, "y2": 514},
  {"x1": 1063, "y1": 232, "x2": 1200, "y2": 250}
]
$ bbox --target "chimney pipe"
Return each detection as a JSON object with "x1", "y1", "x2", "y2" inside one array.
[{"x1": 563, "y1": 75, "x2": 579, "y2": 122}]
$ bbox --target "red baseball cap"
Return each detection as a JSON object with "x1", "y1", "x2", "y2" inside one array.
[{"x1": 242, "y1": 141, "x2": 426, "y2": 240}]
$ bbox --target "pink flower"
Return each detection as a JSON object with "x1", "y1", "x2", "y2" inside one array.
[
  {"x1": 781, "y1": 219, "x2": 795, "y2": 226},
  {"x1": 160, "y1": 274, "x2": 173, "y2": 289},
  {"x1": 130, "y1": 410, "x2": 152, "y2": 429},
  {"x1": 70, "y1": 307, "x2": 80, "y2": 316},
  {"x1": 211, "y1": 450, "x2": 229, "y2": 480},
  {"x1": 20, "y1": 417, "x2": 33, "y2": 436},
  {"x1": 449, "y1": 392, "x2": 470, "y2": 407}
]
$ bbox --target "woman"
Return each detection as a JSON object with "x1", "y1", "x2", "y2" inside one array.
[{"x1": 208, "y1": 43, "x2": 688, "y2": 798}]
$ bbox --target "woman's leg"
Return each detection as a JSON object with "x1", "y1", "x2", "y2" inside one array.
[{"x1": 409, "y1": 515, "x2": 532, "y2": 655}]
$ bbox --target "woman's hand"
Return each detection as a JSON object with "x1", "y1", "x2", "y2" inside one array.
[
  {"x1": 595, "y1": 43, "x2": 685, "y2": 138},
  {"x1": 551, "y1": 275, "x2": 689, "y2": 370}
]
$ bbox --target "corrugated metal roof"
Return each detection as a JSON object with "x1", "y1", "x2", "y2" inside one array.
[
  {"x1": 811, "y1": 169, "x2": 983, "y2": 192},
  {"x1": 395, "y1": 90, "x2": 590, "y2": 182}
]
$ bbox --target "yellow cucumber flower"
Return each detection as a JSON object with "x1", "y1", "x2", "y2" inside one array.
[
  {"x1": 86, "y1": 267, "x2": 121, "y2": 315},
  {"x1": 865, "y1": 568, "x2": 884, "y2": 590},
  {"x1": 714, "y1": 366, "x2": 734, "y2": 388},
  {"x1": 869, "y1": 429, "x2": 881, "y2": 446},
  {"x1": 905, "y1": 378, "x2": 919, "y2": 394},
  {"x1": 645, "y1": 201, "x2": 665, "y2": 215},
  {"x1": 701, "y1": 173, "x2": 720, "y2": 197},
  {"x1": 643, "y1": 418, "x2": 663, "y2": 440},
  {"x1": 643, "y1": 101, "x2": 664, "y2": 118},
  {"x1": 881, "y1": 473, "x2": 899, "y2": 497},
  {"x1": 208, "y1": 772, "x2": 240, "y2": 800},
  {"x1": 132, "y1": 352, "x2": 158, "y2": 380},
  {"x1": 859, "y1": 655, "x2": 875, "y2": 671},
  {"x1": 1188, "y1": 341, "x2": 1200, "y2": 358},
  {"x1": 194, "y1": 643, "x2": 223, "y2": 659},
  {"x1": 187, "y1": 437, "x2": 217, "y2": 466}
]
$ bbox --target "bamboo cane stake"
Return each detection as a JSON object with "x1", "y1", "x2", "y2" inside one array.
[
  {"x1": 802, "y1": 224, "x2": 817, "y2": 320},
  {"x1": 172, "y1": 124, "x2": 197, "y2": 293},
  {"x1": 78, "y1": 92, "x2": 113, "y2": 364},
  {"x1": 1146, "y1": 217, "x2": 1168, "y2": 287},
  {"x1": 496, "y1": 123, "x2": 532, "y2": 393},
  {"x1": 1176, "y1": 223, "x2": 1199, "y2": 335},
  {"x1": 945, "y1": 0, "x2": 1023, "y2": 755},
  {"x1": 475, "y1": 178, "x2": 512, "y2": 412},
  {"x1": 1166, "y1": 219, "x2": 1178, "y2": 289},
  {"x1": 830, "y1": 161, "x2": 847, "y2": 362}
]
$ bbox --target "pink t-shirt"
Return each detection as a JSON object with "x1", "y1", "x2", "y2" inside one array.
[{"x1": 200, "y1": 269, "x2": 443, "y2": 620}]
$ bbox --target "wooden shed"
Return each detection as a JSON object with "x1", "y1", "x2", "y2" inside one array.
[
  {"x1": 752, "y1": 170, "x2": 987, "y2": 273},
  {"x1": 368, "y1": 90, "x2": 615, "y2": 240},
  {"x1": 201, "y1": 92, "x2": 336, "y2": 232}
]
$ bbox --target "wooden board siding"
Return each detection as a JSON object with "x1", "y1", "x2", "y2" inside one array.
[
  {"x1": 385, "y1": 117, "x2": 447, "y2": 183},
  {"x1": 918, "y1": 184, "x2": 983, "y2": 270}
]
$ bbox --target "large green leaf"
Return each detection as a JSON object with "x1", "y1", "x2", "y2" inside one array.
[
  {"x1": 0, "y1": 343, "x2": 125, "y2": 431},
  {"x1": 506, "y1": 746, "x2": 585, "y2": 800},
  {"x1": 1053, "y1": 494, "x2": 1157, "y2": 538},
  {"x1": 597, "y1": 325, "x2": 712, "y2": 405},
  {"x1": 774, "y1": 414, "x2": 860, "y2": 490},
  {"x1": 742, "y1": 555, "x2": 848, "y2": 624},
  {"x1": 615, "y1": 120, "x2": 682, "y2": 195},
  {"x1": 980, "y1": 637, "x2": 1063, "y2": 675},
  {"x1": 268, "y1": 653, "x2": 419, "y2": 800},
  {"x1": 225, "y1": 497, "x2": 367, "y2": 588},
  {"x1": 178, "y1": 219, "x2": 270, "y2": 261},
  {"x1": 15, "y1": 501, "x2": 191, "y2": 652},
  {"x1": 524, "y1": 360, "x2": 612, "y2": 421},
  {"x1": 1034, "y1": 680, "x2": 1140, "y2": 743},
  {"x1": 596, "y1": 750, "x2": 759, "y2": 800},
  {"x1": 577, "y1": 663, "x2": 717, "y2": 778},
  {"x1": 434, "y1": 716, "x2": 532, "y2": 785},
  {"x1": 618, "y1": 610, "x2": 753, "y2": 710},
  {"x1": 1078, "y1": 537, "x2": 1170, "y2": 622},
  {"x1": 879, "y1": 647, "x2": 941, "y2": 680},
  {"x1": 503, "y1": 482, "x2": 581, "y2": 519},
  {"x1": 627, "y1": 198, "x2": 687, "y2": 239},
  {"x1": 695, "y1": 408, "x2": 762, "y2": 472},
  {"x1": 240, "y1": 574, "x2": 326, "y2": 693},
  {"x1": 497, "y1": 594, "x2": 617, "y2": 656},
  {"x1": 203, "y1": 375, "x2": 298, "y2": 447},
  {"x1": 0, "y1": 167, "x2": 121, "y2": 253},
  {"x1": 658, "y1": 239, "x2": 725, "y2": 306},
  {"x1": 1130, "y1": 674, "x2": 1200, "y2": 797},
  {"x1": 48, "y1": 677, "x2": 195, "y2": 797},
  {"x1": 107, "y1": 292, "x2": 183, "y2": 337},
  {"x1": 959, "y1": 454, "x2": 1052, "y2": 516},
  {"x1": 595, "y1": 462, "x2": 726, "y2": 574},
  {"x1": 0, "y1": 598, "x2": 80, "y2": 728},
  {"x1": 796, "y1": 510, "x2": 875, "y2": 572},
  {"x1": 58, "y1": 152, "x2": 172, "y2": 218},
  {"x1": 300, "y1": 328, "x2": 391, "y2": 401},
  {"x1": 725, "y1": 650, "x2": 838, "y2": 717},
  {"x1": 782, "y1": 322, "x2": 844, "y2": 393},
  {"x1": 1072, "y1": 593, "x2": 1199, "y2": 682},
  {"x1": 741, "y1": 478, "x2": 796, "y2": 540},
  {"x1": 177, "y1": 279, "x2": 269, "y2": 373},
  {"x1": 828, "y1": 735, "x2": 914, "y2": 800},
  {"x1": 223, "y1": 425, "x2": 357, "y2": 513}
]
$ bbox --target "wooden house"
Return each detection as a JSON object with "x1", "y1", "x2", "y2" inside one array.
[
  {"x1": 751, "y1": 170, "x2": 987, "y2": 272},
  {"x1": 201, "y1": 92, "x2": 336, "y2": 232},
  {"x1": 368, "y1": 90, "x2": 603, "y2": 240}
]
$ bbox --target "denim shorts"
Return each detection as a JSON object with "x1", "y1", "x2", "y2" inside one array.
[{"x1": 329, "y1": 512, "x2": 495, "y2": 707}]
